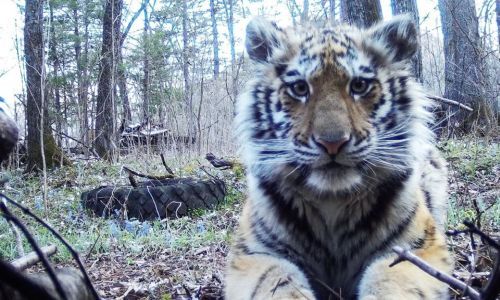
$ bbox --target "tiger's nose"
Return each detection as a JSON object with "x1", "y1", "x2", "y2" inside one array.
[{"x1": 315, "y1": 135, "x2": 350, "y2": 155}]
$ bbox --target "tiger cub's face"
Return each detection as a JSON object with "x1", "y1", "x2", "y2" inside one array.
[{"x1": 240, "y1": 17, "x2": 424, "y2": 192}]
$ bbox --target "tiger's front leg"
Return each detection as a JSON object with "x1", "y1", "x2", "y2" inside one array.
[
  {"x1": 357, "y1": 216, "x2": 453, "y2": 300},
  {"x1": 225, "y1": 251, "x2": 316, "y2": 300}
]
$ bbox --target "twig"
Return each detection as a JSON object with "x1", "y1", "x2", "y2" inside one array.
[
  {"x1": 212, "y1": 273, "x2": 222, "y2": 284},
  {"x1": 11, "y1": 245, "x2": 57, "y2": 271},
  {"x1": 2, "y1": 191, "x2": 24, "y2": 257},
  {"x1": 461, "y1": 221, "x2": 500, "y2": 300},
  {"x1": 8, "y1": 218, "x2": 25, "y2": 257},
  {"x1": 391, "y1": 246, "x2": 481, "y2": 300},
  {"x1": 122, "y1": 166, "x2": 174, "y2": 181},
  {"x1": 51, "y1": 129, "x2": 100, "y2": 158},
  {"x1": 0, "y1": 193, "x2": 100, "y2": 300},
  {"x1": 127, "y1": 171, "x2": 138, "y2": 187},
  {"x1": 198, "y1": 165, "x2": 219, "y2": 181},
  {"x1": 427, "y1": 94, "x2": 474, "y2": 111},
  {"x1": 160, "y1": 153, "x2": 174, "y2": 175},
  {"x1": 446, "y1": 229, "x2": 470, "y2": 236},
  {"x1": 454, "y1": 271, "x2": 491, "y2": 279},
  {"x1": 0, "y1": 258, "x2": 57, "y2": 300},
  {"x1": 145, "y1": 186, "x2": 162, "y2": 220},
  {"x1": 463, "y1": 220, "x2": 500, "y2": 249},
  {"x1": 482, "y1": 254, "x2": 500, "y2": 300},
  {"x1": 182, "y1": 284, "x2": 192, "y2": 298},
  {"x1": 116, "y1": 286, "x2": 133, "y2": 300},
  {"x1": 194, "y1": 286, "x2": 202, "y2": 299},
  {"x1": 85, "y1": 234, "x2": 101, "y2": 263},
  {"x1": 0, "y1": 202, "x2": 68, "y2": 300}
]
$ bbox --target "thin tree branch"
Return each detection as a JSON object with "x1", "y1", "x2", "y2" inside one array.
[
  {"x1": 127, "y1": 171, "x2": 138, "y2": 187},
  {"x1": 463, "y1": 220, "x2": 500, "y2": 249},
  {"x1": 391, "y1": 246, "x2": 481, "y2": 300},
  {"x1": 52, "y1": 129, "x2": 100, "y2": 158},
  {"x1": 0, "y1": 202, "x2": 68, "y2": 300},
  {"x1": 0, "y1": 193, "x2": 100, "y2": 300},
  {"x1": 427, "y1": 94, "x2": 474, "y2": 111},
  {"x1": 461, "y1": 221, "x2": 500, "y2": 300},
  {"x1": 121, "y1": 0, "x2": 149, "y2": 43},
  {"x1": 160, "y1": 153, "x2": 175, "y2": 175},
  {"x1": 122, "y1": 166, "x2": 174, "y2": 180},
  {"x1": 483, "y1": 255, "x2": 500, "y2": 300}
]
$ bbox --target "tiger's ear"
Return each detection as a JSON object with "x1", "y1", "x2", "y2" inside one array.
[
  {"x1": 245, "y1": 17, "x2": 287, "y2": 63},
  {"x1": 365, "y1": 15, "x2": 418, "y2": 63}
]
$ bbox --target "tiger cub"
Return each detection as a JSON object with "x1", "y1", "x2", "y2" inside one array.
[{"x1": 225, "y1": 16, "x2": 452, "y2": 300}]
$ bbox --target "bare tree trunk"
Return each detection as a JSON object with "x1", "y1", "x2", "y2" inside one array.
[
  {"x1": 329, "y1": 0, "x2": 336, "y2": 20},
  {"x1": 197, "y1": 76, "x2": 204, "y2": 155},
  {"x1": 391, "y1": 0, "x2": 422, "y2": 81},
  {"x1": 95, "y1": 0, "x2": 122, "y2": 161},
  {"x1": 286, "y1": 0, "x2": 310, "y2": 24},
  {"x1": 210, "y1": 0, "x2": 220, "y2": 78},
  {"x1": 182, "y1": 0, "x2": 194, "y2": 141},
  {"x1": 496, "y1": 0, "x2": 500, "y2": 46},
  {"x1": 340, "y1": 0, "x2": 382, "y2": 27},
  {"x1": 142, "y1": 0, "x2": 150, "y2": 121},
  {"x1": 24, "y1": 0, "x2": 65, "y2": 171},
  {"x1": 118, "y1": 0, "x2": 148, "y2": 126},
  {"x1": 222, "y1": 0, "x2": 236, "y2": 66},
  {"x1": 81, "y1": 0, "x2": 90, "y2": 145},
  {"x1": 48, "y1": 2, "x2": 62, "y2": 147},
  {"x1": 301, "y1": 0, "x2": 309, "y2": 22},
  {"x1": 438, "y1": 0, "x2": 492, "y2": 132},
  {"x1": 117, "y1": 53, "x2": 131, "y2": 124},
  {"x1": 222, "y1": 0, "x2": 238, "y2": 105},
  {"x1": 73, "y1": 4, "x2": 89, "y2": 146}
]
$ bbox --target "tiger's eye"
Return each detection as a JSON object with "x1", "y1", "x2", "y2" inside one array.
[
  {"x1": 291, "y1": 80, "x2": 309, "y2": 97},
  {"x1": 350, "y1": 78, "x2": 370, "y2": 95}
]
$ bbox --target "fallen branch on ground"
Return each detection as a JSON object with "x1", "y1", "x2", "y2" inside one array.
[
  {"x1": 11, "y1": 245, "x2": 57, "y2": 271},
  {"x1": 427, "y1": 95, "x2": 474, "y2": 111},
  {"x1": 122, "y1": 166, "x2": 175, "y2": 182}
]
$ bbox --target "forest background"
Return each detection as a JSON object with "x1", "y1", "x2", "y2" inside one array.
[{"x1": 0, "y1": 0, "x2": 498, "y2": 299}]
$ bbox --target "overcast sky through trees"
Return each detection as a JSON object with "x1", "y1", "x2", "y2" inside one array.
[{"x1": 0, "y1": 0, "x2": 497, "y2": 116}]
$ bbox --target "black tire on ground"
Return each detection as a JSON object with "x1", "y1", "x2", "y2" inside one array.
[{"x1": 81, "y1": 177, "x2": 226, "y2": 220}]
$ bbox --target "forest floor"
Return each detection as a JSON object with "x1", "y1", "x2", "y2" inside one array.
[{"x1": 0, "y1": 136, "x2": 498, "y2": 299}]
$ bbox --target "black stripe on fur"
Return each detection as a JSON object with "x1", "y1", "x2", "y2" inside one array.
[
  {"x1": 251, "y1": 266, "x2": 278, "y2": 299},
  {"x1": 338, "y1": 170, "x2": 412, "y2": 245}
]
